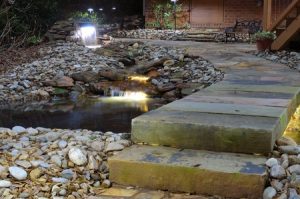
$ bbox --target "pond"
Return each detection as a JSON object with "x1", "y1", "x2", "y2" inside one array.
[{"x1": 0, "y1": 96, "x2": 165, "y2": 133}]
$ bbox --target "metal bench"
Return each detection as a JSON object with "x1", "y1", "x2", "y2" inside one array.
[{"x1": 224, "y1": 20, "x2": 262, "y2": 42}]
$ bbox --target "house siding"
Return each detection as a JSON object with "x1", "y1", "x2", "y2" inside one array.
[
  {"x1": 145, "y1": 0, "x2": 291, "y2": 28},
  {"x1": 223, "y1": 0, "x2": 263, "y2": 27}
]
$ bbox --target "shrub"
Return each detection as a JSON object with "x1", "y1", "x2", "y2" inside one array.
[
  {"x1": 151, "y1": 2, "x2": 182, "y2": 29},
  {"x1": 252, "y1": 31, "x2": 276, "y2": 41},
  {"x1": 70, "y1": 11, "x2": 104, "y2": 25},
  {"x1": 26, "y1": 35, "x2": 42, "y2": 46},
  {"x1": 0, "y1": 0, "x2": 59, "y2": 48}
]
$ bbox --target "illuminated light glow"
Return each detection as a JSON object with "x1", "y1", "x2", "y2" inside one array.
[
  {"x1": 283, "y1": 105, "x2": 300, "y2": 144},
  {"x1": 122, "y1": 91, "x2": 148, "y2": 100},
  {"x1": 112, "y1": 6, "x2": 116, "y2": 10},
  {"x1": 85, "y1": 45, "x2": 102, "y2": 49},
  {"x1": 80, "y1": 26, "x2": 96, "y2": 38},
  {"x1": 128, "y1": 76, "x2": 150, "y2": 83},
  {"x1": 99, "y1": 8, "x2": 103, "y2": 11},
  {"x1": 108, "y1": 91, "x2": 148, "y2": 101},
  {"x1": 88, "y1": 8, "x2": 94, "y2": 13},
  {"x1": 96, "y1": 93, "x2": 149, "y2": 112},
  {"x1": 79, "y1": 26, "x2": 97, "y2": 46}
]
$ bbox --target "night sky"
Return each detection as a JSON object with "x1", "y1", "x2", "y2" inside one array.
[{"x1": 65, "y1": 0, "x2": 144, "y2": 16}]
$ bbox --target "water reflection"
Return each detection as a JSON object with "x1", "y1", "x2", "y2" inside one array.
[
  {"x1": 283, "y1": 106, "x2": 300, "y2": 144},
  {"x1": 0, "y1": 97, "x2": 164, "y2": 133}
]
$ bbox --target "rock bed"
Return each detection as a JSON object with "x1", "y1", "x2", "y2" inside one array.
[
  {"x1": 0, "y1": 41, "x2": 224, "y2": 106},
  {"x1": 91, "y1": 42, "x2": 224, "y2": 101},
  {"x1": 255, "y1": 50, "x2": 300, "y2": 72},
  {"x1": 108, "y1": 29, "x2": 187, "y2": 40},
  {"x1": 0, "y1": 40, "x2": 224, "y2": 198},
  {"x1": 0, "y1": 42, "x2": 121, "y2": 105},
  {"x1": 263, "y1": 107, "x2": 300, "y2": 199},
  {"x1": 0, "y1": 126, "x2": 130, "y2": 198}
]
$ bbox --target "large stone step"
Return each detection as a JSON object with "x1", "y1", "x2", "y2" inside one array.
[
  {"x1": 132, "y1": 84, "x2": 300, "y2": 154},
  {"x1": 108, "y1": 145, "x2": 267, "y2": 199},
  {"x1": 132, "y1": 109, "x2": 281, "y2": 154}
]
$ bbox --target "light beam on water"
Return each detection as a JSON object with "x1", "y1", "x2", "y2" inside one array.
[{"x1": 109, "y1": 89, "x2": 148, "y2": 101}]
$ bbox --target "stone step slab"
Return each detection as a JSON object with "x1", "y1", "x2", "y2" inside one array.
[
  {"x1": 108, "y1": 145, "x2": 267, "y2": 199},
  {"x1": 160, "y1": 101, "x2": 287, "y2": 118},
  {"x1": 207, "y1": 83, "x2": 300, "y2": 95},
  {"x1": 184, "y1": 95, "x2": 290, "y2": 108},
  {"x1": 185, "y1": 94, "x2": 298, "y2": 124},
  {"x1": 132, "y1": 109, "x2": 282, "y2": 154},
  {"x1": 204, "y1": 83, "x2": 299, "y2": 118},
  {"x1": 194, "y1": 89, "x2": 296, "y2": 100},
  {"x1": 132, "y1": 82, "x2": 300, "y2": 154}
]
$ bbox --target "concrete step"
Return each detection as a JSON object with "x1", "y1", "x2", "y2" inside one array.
[
  {"x1": 108, "y1": 145, "x2": 267, "y2": 199},
  {"x1": 132, "y1": 84, "x2": 300, "y2": 154}
]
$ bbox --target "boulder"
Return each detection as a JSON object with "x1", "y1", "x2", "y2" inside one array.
[
  {"x1": 44, "y1": 76, "x2": 74, "y2": 88},
  {"x1": 98, "y1": 70, "x2": 127, "y2": 81},
  {"x1": 71, "y1": 71, "x2": 99, "y2": 83}
]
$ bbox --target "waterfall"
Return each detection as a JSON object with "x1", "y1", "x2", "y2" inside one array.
[
  {"x1": 109, "y1": 88, "x2": 147, "y2": 100},
  {"x1": 79, "y1": 25, "x2": 97, "y2": 46}
]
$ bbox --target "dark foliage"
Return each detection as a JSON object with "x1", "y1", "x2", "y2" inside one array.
[{"x1": 0, "y1": 0, "x2": 59, "y2": 48}]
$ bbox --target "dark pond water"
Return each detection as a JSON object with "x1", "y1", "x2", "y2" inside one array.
[{"x1": 0, "y1": 96, "x2": 164, "y2": 133}]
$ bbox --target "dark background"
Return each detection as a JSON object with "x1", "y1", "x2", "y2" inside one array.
[{"x1": 63, "y1": 0, "x2": 144, "y2": 19}]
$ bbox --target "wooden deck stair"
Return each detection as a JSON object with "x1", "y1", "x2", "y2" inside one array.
[{"x1": 270, "y1": 0, "x2": 300, "y2": 50}]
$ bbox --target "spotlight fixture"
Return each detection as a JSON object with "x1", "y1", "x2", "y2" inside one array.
[{"x1": 170, "y1": 0, "x2": 177, "y2": 31}]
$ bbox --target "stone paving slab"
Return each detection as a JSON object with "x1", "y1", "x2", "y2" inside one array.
[
  {"x1": 222, "y1": 79, "x2": 300, "y2": 87},
  {"x1": 204, "y1": 83, "x2": 300, "y2": 107},
  {"x1": 193, "y1": 89, "x2": 296, "y2": 100},
  {"x1": 132, "y1": 110, "x2": 282, "y2": 153},
  {"x1": 184, "y1": 95, "x2": 290, "y2": 107},
  {"x1": 182, "y1": 95, "x2": 297, "y2": 126},
  {"x1": 207, "y1": 83, "x2": 300, "y2": 94},
  {"x1": 160, "y1": 101, "x2": 287, "y2": 118},
  {"x1": 224, "y1": 73, "x2": 300, "y2": 83},
  {"x1": 108, "y1": 145, "x2": 267, "y2": 199}
]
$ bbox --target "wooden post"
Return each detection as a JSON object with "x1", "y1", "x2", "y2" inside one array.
[{"x1": 263, "y1": 0, "x2": 272, "y2": 30}]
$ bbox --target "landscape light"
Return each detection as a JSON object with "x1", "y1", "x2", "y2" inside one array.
[
  {"x1": 80, "y1": 26, "x2": 96, "y2": 38},
  {"x1": 122, "y1": 92, "x2": 147, "y2": 101},
  {"x1": 99, "y1": 8, "x2": 103, "y2": 11},
  {"x1": 170, "y1": 0, "x2": 177, "y2": 31},
  {"x1": 128, "y1": 76, "x2": 150, "y2": 83},
  {"x1": 87, "y1": 8, "x2": 94, "y2": 13},
  {"x1": 79, "y1": 25, "x2": 97, "y2": 46},
  {"x1": 112, "y1": 6, "x2": 116, "y2": 10}
]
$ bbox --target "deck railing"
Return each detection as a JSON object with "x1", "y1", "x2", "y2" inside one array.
[{"x1": 264, "y1": 0, "x2": 299, "y2": 30}]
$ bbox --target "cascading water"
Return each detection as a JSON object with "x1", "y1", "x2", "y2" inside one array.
[
  {"x1": 103, "y1": 76, "x2": 150, "y2": 101},
  {"x1": 109, "y1": 88, "x2": 147, "y2": 101},
  {"x1": 78, "y1": 25, "x2": 98, "y2": 46}
]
